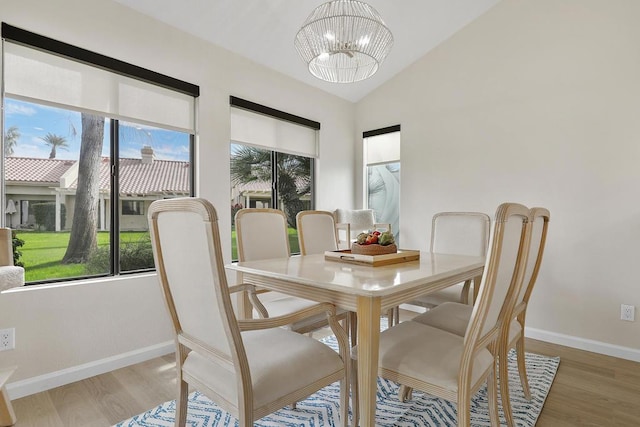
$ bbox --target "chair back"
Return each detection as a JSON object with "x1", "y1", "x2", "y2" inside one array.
[
  {"x1": 296, "y1": 210, "x2": 339, "y2": 255},
  {"x1": 431, "y1": 212, "x2": 491, "y2": 257},
  {"x1": 465, "y1": 203, "x2": 531, "y2": 345},
  {"x1": 235, "y1": 208, "x2": 290, "y2": 261},
  {"x1": 148, "y1": 198, "x2": 243, "y2": 363},
  {"x1": 334, "y1": 208, "x2": 377, "y2": 238},
  {"x1": 516, "y1": 207, "x2": 550, "y2": 308},
  {"x1": 0, "y1": 228, "x2": 15, "y2": 266}
]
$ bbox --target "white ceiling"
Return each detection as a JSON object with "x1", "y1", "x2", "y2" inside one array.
[{"x1": 112, "y1": 0, "x2": 500, "y2": 102}]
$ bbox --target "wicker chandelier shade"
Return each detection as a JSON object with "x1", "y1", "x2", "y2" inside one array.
[{"x1": 294, "y1": 0, "x2": 393, "y2": 83}]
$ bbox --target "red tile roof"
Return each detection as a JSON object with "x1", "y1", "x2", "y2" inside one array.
[
  {"x1": 5, "y1": 156, "x2": 190, "y2": 195},
  {"x1": 4, "y1": 157, "x2": 76, "y2": 183}
]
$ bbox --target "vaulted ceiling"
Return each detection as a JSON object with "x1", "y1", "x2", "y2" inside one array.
[{"x1": 112, "y1": 0, "x2": 500, "y2": 102}]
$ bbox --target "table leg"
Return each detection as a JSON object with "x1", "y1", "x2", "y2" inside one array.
[{"x1": 356, "y1": 296, "x2": 381, "y2": 427}]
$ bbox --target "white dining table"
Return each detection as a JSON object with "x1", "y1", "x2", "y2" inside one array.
[{"x1": 226, "y1": 251, "x2": 485, "y2": 427}]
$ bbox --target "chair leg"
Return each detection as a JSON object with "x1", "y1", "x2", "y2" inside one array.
[
  {"x1": 340, "y1": 366, "x2": 350, "y2": 427},
  {"x1": 456, "y1": 388, "x2": 471, "y2": 427},
  {"x1": 398, "y1": 384, "x2": 412, "y2": 403},
  {"x1": 516, "y1": 335, "x2": 531, "y2": 400},
  {"x1": 499, "y1": 342, "x2": 515, "y2": 427},
  {"x1": 487, "y1": 363, "x2": 500, "y2": 427},
  {"x1": 175, "y1": 379, "x2": 188, "y2": 427},
  {"x1": 350, "y1": 357, "x2": 359, "y2": 427},
  {"x1": 349, "y1": 312, "x2": 358, "y2": 348},
  {"x1": 0, "y1": 384, "x2": 16, "y2": 427}
]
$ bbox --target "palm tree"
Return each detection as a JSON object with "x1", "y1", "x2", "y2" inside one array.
[
  {"x1": 4, "y1": 126, "x2": 20, "y2": 156},
  {"x1": 62, "y1": 113, "x2": 105, "y2": 264},
  {"x1": 40, "y1": 132, "x2": 69, "y2": 159},
  {"x1": 230, "y1": 145, "x2": 311, "y2": 227}
]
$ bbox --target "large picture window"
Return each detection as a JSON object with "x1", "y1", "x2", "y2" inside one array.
[
  {"x1": 1, "y1": 24, "x2": 198, "y2": 284},
  {"x1": 229, "y1": 98, "x2": 318, "y2": 260}
]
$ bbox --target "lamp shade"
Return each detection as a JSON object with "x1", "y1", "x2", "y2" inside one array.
[{"x1": 294, "y1": 0, "x2": 393, "y2": 83}]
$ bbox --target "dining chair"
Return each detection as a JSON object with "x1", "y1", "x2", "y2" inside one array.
[
  {"x1": 236, "y1": 208, "x2": 348, "y2": 334},
  {"x1": 411, "y1": 206, "x2": 548, "y2": 426},
  {"x1": 296, "y1": 210, "x2": 339, "y2": 255},
  {"x1": 296, "y1": 209, "x2": 396, "y2": 341},
  {"x1": 333, "y1": 208, "x2": 390, "y2": 249},
  {"x1": 148, "y1": 198, "x2": 350, "y2": 427},
  {"x1": 408, "y1": 212, "x2": 490, "y2": 309},
  {"x1": 351, "y1": 202, "x2": 531, "y2": 427}
]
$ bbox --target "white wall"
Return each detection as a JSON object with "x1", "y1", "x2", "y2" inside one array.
[
  {"x1": 0, "y1": 0, "x2": 356, "y2": 393},
  {"x1": 357, "y1": 0, "x2": 640, "y2": 354}
]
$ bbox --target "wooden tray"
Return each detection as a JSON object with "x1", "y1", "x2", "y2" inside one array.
[{"x1": 324, "y1": 249, "x2": 420, "y2": 267}]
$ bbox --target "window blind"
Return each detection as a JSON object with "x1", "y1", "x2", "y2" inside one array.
[
  {"x1": 3, "y1": 41, "x2": 195, "y2": 133},
  {"x1": 364, "y1": 130, "x2": 400, "y2": 165},
  {"x1": 230, "y1": 105, "x2": 318, "y2": 158}
]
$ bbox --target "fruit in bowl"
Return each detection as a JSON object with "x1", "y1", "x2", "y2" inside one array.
[{"x1": 352, "y1": 230, "x2": 397, "y2": 255}]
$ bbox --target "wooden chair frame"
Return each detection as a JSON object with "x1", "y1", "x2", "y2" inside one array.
[
  {"x1": 355, "y1": 203, "x2": 532, "y2": 427},
  {"x1": 149, "y1": 198, "x2": 350, "y2": 426}
]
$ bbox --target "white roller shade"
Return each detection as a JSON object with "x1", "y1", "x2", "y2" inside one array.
[
  {"x1": 364, "y1": 131, "x2": 400, "y2": 165},
  {"x1": 3, "y1": 41, "x2": 195, "y2": 133},
  {"x1": 230, "y1": 107, "x2": 318, "y2": 158}
]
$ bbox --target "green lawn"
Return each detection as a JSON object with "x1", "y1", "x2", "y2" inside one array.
[
  {"x1": 16, "y1": 231, "x2": 149, "y2": 282},
  {"x1": 17, "y1": 228, "x2": 300, "y2": 283}
]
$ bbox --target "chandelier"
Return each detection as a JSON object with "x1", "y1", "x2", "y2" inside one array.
[{"x1": 294, "y1": 0, "x2": 393, "y2": 83}]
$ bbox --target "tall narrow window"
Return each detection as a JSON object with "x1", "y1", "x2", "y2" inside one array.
[
  {"x1": 364, "y1": 126, "x2": 400, "y2": 242},
  {"x1": 230, "y1": 97, "x2": 318, "y2": 260},
  {"x1": 2, "y1": 24, "x2": 198, "y2": 284}
]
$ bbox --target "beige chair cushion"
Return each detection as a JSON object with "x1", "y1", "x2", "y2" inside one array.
[
  {"x1": 183, "y1": 327, "x2": 344, "y2": 411},
  {"x1": 378, "y1": 321, "x2": 493, "y2": 393},
  {"x1": 412, "y1": 302, "x2": 520, "y2": 342},
  {"x1": 408, "y1": 284, "x2": 472, "y2": 308}
]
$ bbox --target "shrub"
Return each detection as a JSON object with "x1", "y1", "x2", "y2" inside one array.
[
  {"x1": 85, "y1": 234, "x2": 154, "y2": 274},
  {"x1": 11, "y1": 230, "x2": 24, "y2": 267},
  {"x1": 32, "y1": 202, "x2": 66, "y2": 231}
]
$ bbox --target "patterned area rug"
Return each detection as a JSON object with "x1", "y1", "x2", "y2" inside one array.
[{"x1": 116, "y1": 335, "x2": 559, "y2": 427}]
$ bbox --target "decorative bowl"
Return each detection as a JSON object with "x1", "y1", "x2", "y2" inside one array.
[{"x1": 351, "y1": 243, "x2": 398, "y2": 256}]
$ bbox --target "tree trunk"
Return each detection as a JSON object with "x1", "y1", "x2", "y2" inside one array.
[{"x1": 62, "y1": 114, "x2": 105, "y2": 264}]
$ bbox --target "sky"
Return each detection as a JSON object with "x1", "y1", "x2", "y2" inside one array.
[{"x1": 3, "y1": 98, "x2": 190, "y2": 161}]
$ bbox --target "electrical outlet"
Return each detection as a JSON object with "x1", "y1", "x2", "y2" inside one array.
[
  {"x1": 0, "y1": 328, "x2": 15, "y2": 351},
  {"x1": 621, "y1": 304, "x2": 635, "y2": 322}
]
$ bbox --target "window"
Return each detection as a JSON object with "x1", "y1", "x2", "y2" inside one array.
[
  {"x1": 229, "y1": 97, "x2": 318, "y2": 260},
  {"x1": 2, "y1": 24, "x2": 198, "y2": 284},
  {"x1": 364, "y1": 125, "x2": 400, "y2": 243},
  {"x1": 121, "y1": 201, "x2": 144, "y2": 216}
]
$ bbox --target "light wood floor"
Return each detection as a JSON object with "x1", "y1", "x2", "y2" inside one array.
[{"x1": 10, "y1": 312, "x2": 640, "y2": 427}]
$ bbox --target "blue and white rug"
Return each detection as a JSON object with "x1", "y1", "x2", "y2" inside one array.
[{"x1": 116, "y1": 336, "x2": 559, "y2": 427}]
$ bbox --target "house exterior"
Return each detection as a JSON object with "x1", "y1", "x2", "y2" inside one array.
[{"x1": 4, "y1": 146, "x2": 189, "y2": 231}]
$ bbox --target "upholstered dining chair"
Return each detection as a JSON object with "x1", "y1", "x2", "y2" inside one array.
[
  {"x1": 148, "y1": 198, "x2": 350, "y2": 427},
  {"x1": 236, "y1": 208, "x2": 348, "y2": 334},
  {"x1": 296, "y1": 210, "x2": 339, "y2": 256},
  {"x1": 408, "y1": 212, "x2": 490, "y2": 309},
  {"x1": 333, "y1": 208, "x2": 390, "y2": 250},
  {"x1": 411, "y1": 206, "x2": 548, "y2": 426},
  {"x1": 351, "y1": 202, "x2": 531, "y2": 427}
]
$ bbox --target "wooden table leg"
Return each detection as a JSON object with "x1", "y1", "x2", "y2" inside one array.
[
  {"x1": 357, "y1": 296, "x2": 381, "y2": 427},
  {"x1": 0, "y1": 368, "x2": 16, "y2": 427}
]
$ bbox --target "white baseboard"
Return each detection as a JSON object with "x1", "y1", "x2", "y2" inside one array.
[
  {"x1": 524, "y1": 327, "x2": 640, "y2": 363},
  {"x1": 7, "y1": 340, "x2": 174, "y2": 400},
  {"x1": 400, "y1": 304, "x2": 640, "y2": 363}
]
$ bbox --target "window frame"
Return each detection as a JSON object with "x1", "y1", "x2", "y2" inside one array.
[{"x1": 2, "y1": 23, "x2": 198, "y2": 285}]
